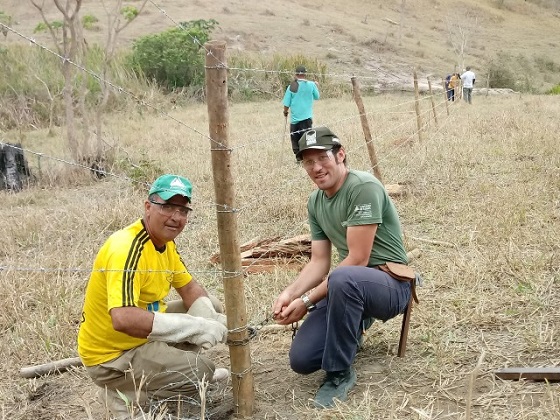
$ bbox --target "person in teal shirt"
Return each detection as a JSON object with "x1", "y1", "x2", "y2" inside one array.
[
  {"x1": 282, "y1": 65, "x2": 320, "y2": 159},
  {"x1": 273, "y1": 127, "x2": 412, "y2": 409}
]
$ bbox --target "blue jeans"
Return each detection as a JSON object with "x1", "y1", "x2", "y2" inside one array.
[
  {"x1": 447, "y1": 88, "x2": 455, "y2": 101},
  {"x1": 289, "y1": 266, "x2": 411, "y2": 374},
  {"x1": 463, "y1": 87, "x2": 473, "y2": 104}
]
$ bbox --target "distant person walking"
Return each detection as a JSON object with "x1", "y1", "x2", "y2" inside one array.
[
  {"x1": 283, "y1": 65, "x2": 320, "y2": 160},
  {"x1": 460, "y1": 67, "x2": 476, "y2": 104},
  {"x1": 446, "y1": 73, "x2": 459, "y2": 102}
]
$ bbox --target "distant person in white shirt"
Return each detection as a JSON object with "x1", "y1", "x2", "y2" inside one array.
[{"x1": 460, "y1": 67, "x2": 476, "y2": 104}]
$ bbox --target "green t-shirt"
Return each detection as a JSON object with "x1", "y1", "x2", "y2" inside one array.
[{"x1": 308, "y1": 170, "x2": 408, "y2": 266}]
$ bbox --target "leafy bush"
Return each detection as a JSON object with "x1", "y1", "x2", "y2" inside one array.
[
  {"x1": 34, "y1": 20, "x2": 63, "y2": 33},
  {"x1": 485, "y1": 52, "x2": 537, "y2": 92},
  {"x1": 120, "y1": 6, "x2": 139, "y2": 21},
  {"x1": 0, "y1": 11, "x2": 12, "y2": 38},
  {"x1": 82, "y1": 14, "x2": 99, "y2": 30},
  {"x1": 226, "y1": 52, "x2": 340, "y2": 101},
  {"x1": 129, "y1": 19, "x2": 218, "y2": 90},
  {"x1": 547, "y1": 84, "x2": 560, "y2": 95}
]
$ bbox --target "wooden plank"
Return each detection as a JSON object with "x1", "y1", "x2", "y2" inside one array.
[{"x1": 495, "y1": 367, "x2": 560, "y2": 381}]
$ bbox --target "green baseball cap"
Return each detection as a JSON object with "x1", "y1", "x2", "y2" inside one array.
[
  {"x1": 296, "y1": 127, "x2": 342, "y2": 159},
  {"x1": 149, "y1": 174, "x2": 193, "y2": 202}
]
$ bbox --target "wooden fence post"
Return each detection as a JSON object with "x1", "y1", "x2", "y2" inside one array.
[
  {"x1": 413, "y1": 68, "x2": 424, "y2": 143},
  {"x1": 427, "y1": 76, "x2": 438, "y2": 128},
  {"x1": 350, "y1": 77, "x2": 383, "y2": 183},
  {"x1": 205, "y1": 40, "x2": 254, "y2": 418}
]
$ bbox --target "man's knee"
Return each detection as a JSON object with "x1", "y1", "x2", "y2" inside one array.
[
  {"x1": 327, "y1": 268, "x2": 354, "y2": 293},
  {"x1": 289, "y1": 347, "x2": 316, "y2": 374}
]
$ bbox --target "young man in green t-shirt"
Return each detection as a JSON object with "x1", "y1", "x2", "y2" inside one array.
[{"x1": 273, "y1": 127, "x2": 412, "y2": 408}]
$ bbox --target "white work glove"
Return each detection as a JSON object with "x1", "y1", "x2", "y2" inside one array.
[
  {"x1": 188, "y1": 296, "x2": 227, "y2": 327},
  {"x1": 148, "y1": 312, "x2": 227, "y2": 350}
]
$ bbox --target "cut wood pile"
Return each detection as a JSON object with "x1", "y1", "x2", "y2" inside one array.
[
  {"x1": 210, "y1": 234, "x2": 311, "y2": 274},
  {"x1": 210, "y1": 234, "x2": 421, "y2": 275}
]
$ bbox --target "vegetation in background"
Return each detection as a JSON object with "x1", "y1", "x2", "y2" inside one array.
[
  {"x1": 129, "y1": 19, "x2": 218, "y2": 92},
  {"x1": 485, "y1": 51, "x2": 560, "y2": 92},
  {"x1": 81, "y1": 14, "x2": 100, "y2": 31},
  {"x1": 0, "y1": 44, "x2": 148, "y2": 131},
  {"x1": 0, "y1": 11, "x2": 13, "y2": 39},
  {"x1": 228, "y1": 52, "x2": 347, "y2": 101},
  {"x1": 547, "y1": 83, "x2": 560, "y2": 94}
]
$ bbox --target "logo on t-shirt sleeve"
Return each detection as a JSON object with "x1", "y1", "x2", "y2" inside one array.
[{"x1": 353, "y1": 203, "x2": 373, "y2": 218}]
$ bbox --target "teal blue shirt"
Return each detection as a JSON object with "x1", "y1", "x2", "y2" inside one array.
[
  {"x1": 308, "y1": 170, "x2": 408, "y2": 266},
  {"x1": 282, "y1": 79, "x2": 320, "y2": 123}
]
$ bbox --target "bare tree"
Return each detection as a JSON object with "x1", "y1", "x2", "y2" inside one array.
[
  {"x1": 31, "y1": 0, "x2": 86, "y2": 160},
  {"x1": 94, "y1": 0, "x2": 147, "y2": 159},
  {"x1": 445, "y1": 12, "x2": 479, "y2": 71},
  {"x1": 398, "y1": 0, "x2": 407, "y2": 46}
]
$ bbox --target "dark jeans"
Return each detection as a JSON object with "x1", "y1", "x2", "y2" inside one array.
[
  {"x1": 290, "y1": 118, "x2": 313, "y2": 158},
  {"x1": 289, "y1": 266, "x2": 411, "y2": 374},
  {"x1": 446, "y1": 88, "x2": 455, "y2": 101}
]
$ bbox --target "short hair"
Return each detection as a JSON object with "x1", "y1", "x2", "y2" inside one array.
[{"x1": 331, "y1": 145, "x2": 348, "y2": 166}]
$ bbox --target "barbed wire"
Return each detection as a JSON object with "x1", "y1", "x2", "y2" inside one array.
[
  {"x1": 146, "y1": 0, "x2": 416, "y2": 85},
  {"x1": 234, "y1": 93, "x2": 440, "y2": 151},
  {"x1": 0, "y1": 22, "x2": 227, "y2": 151},
  {"x1": 1, "y1": 8, "x2": 460, "y2": 337}
]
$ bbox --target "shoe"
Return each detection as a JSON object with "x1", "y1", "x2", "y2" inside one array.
[
  {"x1": 313, "y1": 367, "x2": 357, "y2": 409},
  {"x1": 98, "y1": 387, "x2": 138, "y2": 419},
  {"x1": 212, "y1": 367, "x2": 230, "y2": 383},
  {"x1": 357, "y1": 317, "x2": 375, "y2": 351}
]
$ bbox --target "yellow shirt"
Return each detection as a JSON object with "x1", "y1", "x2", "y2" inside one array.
[
  {"x1": 77, "y1": 219, "x2": 192, "y2": 366},
  {"x1": 449, "y1": 75, "x2": 459, "y2": 88}
]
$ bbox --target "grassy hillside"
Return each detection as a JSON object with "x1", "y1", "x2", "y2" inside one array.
[{"x1": 2, "y1": 0, "x2": 560, "y2": 91}]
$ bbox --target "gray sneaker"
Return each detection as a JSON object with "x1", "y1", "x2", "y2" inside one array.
[{"x1": 313, "y1": 367, "x2": 357, "y2": 409}]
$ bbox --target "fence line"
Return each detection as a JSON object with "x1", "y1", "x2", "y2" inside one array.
[{"x1": 1, "y1": 20, "x2": 461, "y2": 318}]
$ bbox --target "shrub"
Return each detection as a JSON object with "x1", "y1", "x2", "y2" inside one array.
[
  {"x1": 129, "y1": 19, "x2": 218, "y2": 90},
  {"x1": 547, "y1": 84, "x2": 560, "y2": 95},
  {"x1": 82, "y1": 14, "x2": 99, "y2": 30},
  {"x1": 227, "y1": 52, "x2": 344, "y2": 102},
  {"x1": 485, "y1": 52, "x2": 538, "y2": 92}
]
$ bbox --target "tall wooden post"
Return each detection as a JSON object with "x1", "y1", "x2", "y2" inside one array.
[
  {"x1": 205, "y1": 40, "x2": 254, "y2": 417},
  {"x1": 350, "y1": 77, "x2": 383, "y2": 183},
  {"x1": 427, "y1": 76, "x2": 438, "y2": 128},
  {"x1": 413, "y1": 68, "x2": 424, "y2": 143},
  {"x1": 442, "y1": 78, "x2": 450, "y2": 116}
]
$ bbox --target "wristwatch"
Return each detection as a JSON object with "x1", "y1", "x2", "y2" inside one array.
[{"x1": 301, "y1": 294, "x2": 316, "y2": 312}]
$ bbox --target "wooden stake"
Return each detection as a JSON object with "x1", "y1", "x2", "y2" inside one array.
[
  {"x1": 20, "y1": 356, "x2": 83, "y2": 378},
  {"x1": 427, "y1": 76, "x2": 438, "y2": 128},
  {"x1": 413, "y1": 69, "x2": 424, "y2": 143},
  {"x1": 205, "y1": 41, "x2": 254, "y2": 417},
  {"x1": 442, "y1": 78, "x2": 450, "y2": 116},
  {"x1": 351, "y1": 77, "x2": 383, "y2": 183}
]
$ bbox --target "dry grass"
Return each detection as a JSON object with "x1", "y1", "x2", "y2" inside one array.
[
  {"x1": 1, "y1": 88, "x2": 559, "y2": 419},
  {"x1": 2, "y1": 0, "x2": 560, "y2": 90}
]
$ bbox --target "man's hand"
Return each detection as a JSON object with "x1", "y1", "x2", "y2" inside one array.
[
  {"x1": 188, "y1": 296, "x2": 227, "y2": 327},
  {"x1": 148, "y1": 312, "x2": 227, "y2": 349},
  {"x1": 283, "y1": 110, "x2": 289, "y2": 117},
  {"x1": 272, "y1": 292, "x2": 307, "y2": 325}
]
